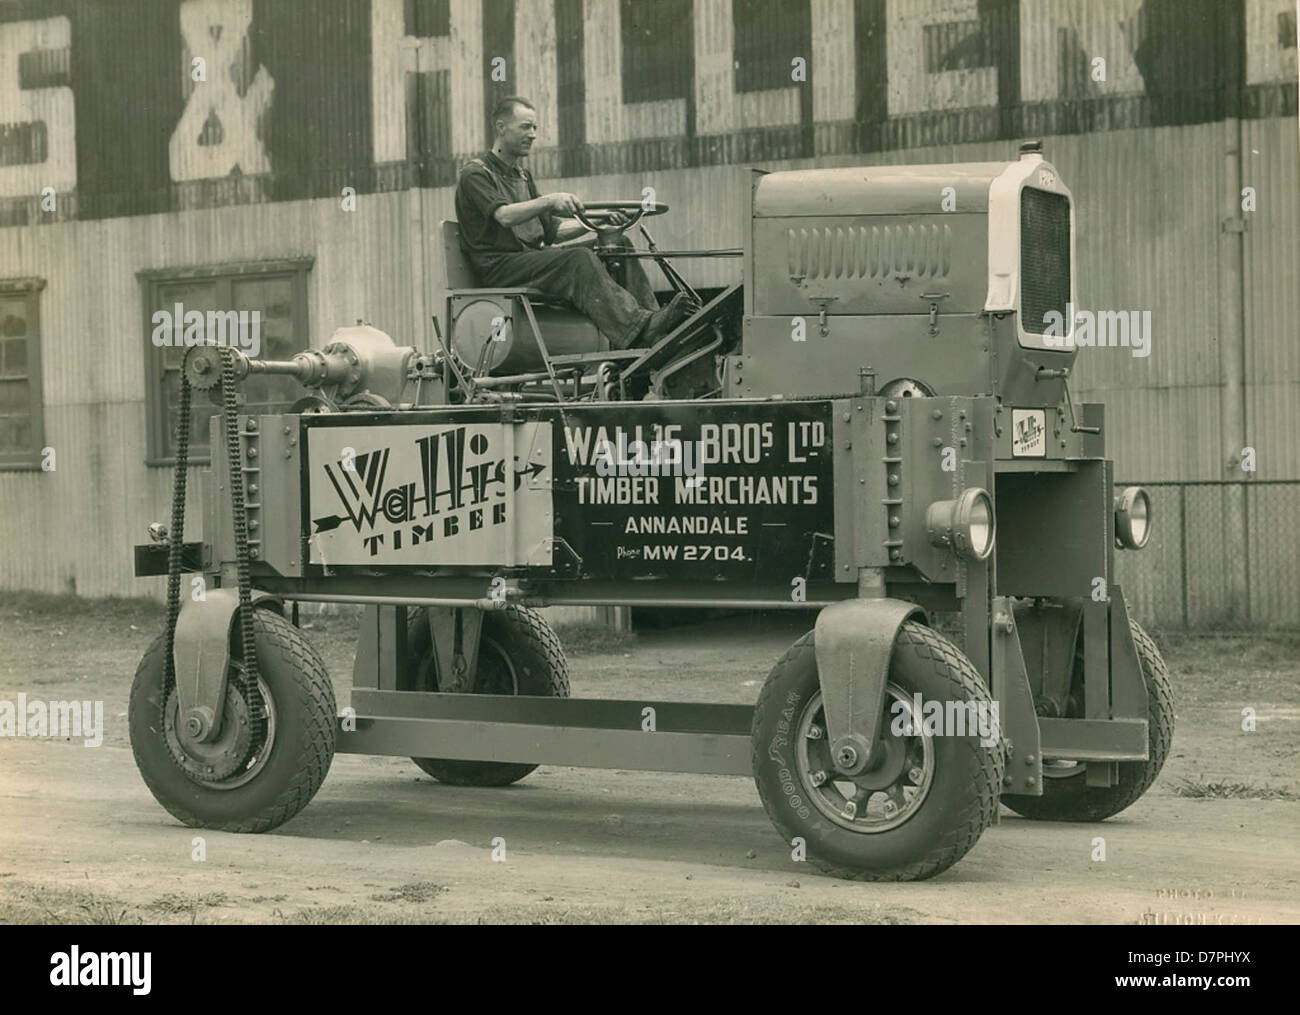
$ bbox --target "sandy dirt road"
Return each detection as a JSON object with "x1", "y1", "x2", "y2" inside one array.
[
  {"x1": 2, "y1": 609, "x2": 1298, "y2": 923},
  {"x1": 1, "y1": 739, "x2": 1298, "y2": 924}
]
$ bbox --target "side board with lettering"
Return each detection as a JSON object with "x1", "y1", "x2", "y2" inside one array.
[{"x1": 552, "y1": 401, "x2": 835, "y2": 582}]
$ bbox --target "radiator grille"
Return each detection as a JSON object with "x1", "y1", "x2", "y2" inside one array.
[
  {"x1": 786, "y1": 223, "x2": 951, "y2": 282},
  {"x1": 1019, "y1": 188, "x2": 1071, "y2": 335}
]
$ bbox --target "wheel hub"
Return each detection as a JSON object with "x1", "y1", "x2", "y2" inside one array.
[
  {"x1": 164, "y1": 668, "x2": 275, "y2": 786},
  {"x1": 796, "y1": 685, "x2": 935, "y2": 833},
  {"x1": 853, "y1": 730, "x2": 909, "y2": 790}
]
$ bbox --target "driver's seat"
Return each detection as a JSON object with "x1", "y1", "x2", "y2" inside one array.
[
  {"x1": 440, "y1": 219, "x2": 564, "y2": 304},
  {"x1": 440, "y1": 219, "x2": 610, "y2": 375}
]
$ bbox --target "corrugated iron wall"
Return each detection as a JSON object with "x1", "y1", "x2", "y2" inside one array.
[
  {"x1": 4, "y1": 0, "x2": 1294, "y2": 215},
  {"x1": 1243, "y1": 115, "x2": 1300, "y2": 482}
]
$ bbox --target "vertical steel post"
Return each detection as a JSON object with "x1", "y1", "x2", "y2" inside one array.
[
  {"x1": 1218, "y1": 117, "x2": 1249, "y2": 621},
  {"x1": 1179, "y1": 484, "x2": 1189, "y2": 630}
]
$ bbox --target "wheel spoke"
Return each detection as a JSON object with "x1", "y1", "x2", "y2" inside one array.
[{"x1": 842, "y1": 786, "x2": 873, "y2": 821}]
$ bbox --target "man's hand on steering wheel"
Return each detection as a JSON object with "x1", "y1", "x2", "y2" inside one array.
[{"x1": 544, "y1": 191, "x2": 583, "y2": 217}]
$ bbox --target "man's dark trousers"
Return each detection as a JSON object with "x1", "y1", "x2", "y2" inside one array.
[{"x1": 472, "y1": 247, "x2": 659, "y2": 350}]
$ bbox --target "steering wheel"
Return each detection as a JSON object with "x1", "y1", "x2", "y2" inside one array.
[{"x1": 572, "y1": 199, "x2": 668, "y2": 235}]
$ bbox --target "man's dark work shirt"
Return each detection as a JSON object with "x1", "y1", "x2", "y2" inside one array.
[{"x1": 455, "y1": 150, "x2": 558, "y2": 265}]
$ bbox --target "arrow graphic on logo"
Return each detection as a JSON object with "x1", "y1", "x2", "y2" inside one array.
[
  {"x1": 513, "y1": 460, "x2": 546, "y2": 489},
  {"x1": 312, "y1": 515, "x2": 344, "y2": 533}
]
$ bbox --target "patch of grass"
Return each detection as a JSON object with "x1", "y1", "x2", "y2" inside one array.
[
  {"x1": 144, "y1": 891, "x2": 231, "y2": 914},
  {"x1": 1155, "y1": 630, "x2": 1300, "y2": 673},
  {"x1": 0, "y1": 590, "x2": 162, "y2": 627},
  {"x1": 294, "y1": 603, "x2": 364, "y2": 636},
  {"x1": 1169, "y1": 778, "x2": 1299, "y2": 801},
  {"x1": 274, "y1": 905, "x2": 405, "y2": 925},
  {"x1": 459, "y1": 900, "x2": 921, "y2": 925},
  {"x1": 0, "y1": 883, "x2": 155, "y2": 925},
  {"x1": 269, "y1": 898, "x2": 920, "y2": 925},
  {"x1": 368, "y1": 882, "x2": 444, "y2": 904},
  {"x1": 0, "y1": 878, "x2": 922, "y2": 926},
  {"x1": 551, "y1": 622, "x2": 638, "y2": 656},
  {"x1": 75, "y1": 900, "x2": 138, "y2": 925}
]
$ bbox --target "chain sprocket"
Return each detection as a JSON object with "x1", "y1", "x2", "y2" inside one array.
[
  {"x1": 181, "y1": 346, "x2": 224, "y2": 390},
  {"x1": 163, "y1": 675, "x2": 255, "y2": 782}
]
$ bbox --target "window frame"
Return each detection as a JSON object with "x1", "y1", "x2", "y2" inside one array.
[
  {"x1": 139, "y1": 257, "x2": 313, "y2": 466},
  {"x1": 0, "y1": 276, "x2": 48, "y2": 472}
]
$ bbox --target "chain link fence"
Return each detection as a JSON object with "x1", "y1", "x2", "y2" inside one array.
[{"x1": 1113, "y1": 481, "x2": 1300, "y2": 630}]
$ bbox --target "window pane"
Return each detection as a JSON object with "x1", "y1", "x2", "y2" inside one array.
[
  {"x1": 0, "y1": 413, "x2": 31, "y2": 453},
  {"x1": 0, "y1": 379, "x2": 29, "y2": 413},
  {"x1": 2, "y1": 337, "x2": 27, "y2": 376},
  {"x1": 161, "y1": 368, "x2": 218, "y2": 455},
  {"x1": 241, "y1": 375, "x2": 277, "y2": 406},
  {"x1": 1, "y1": 300, "x2": 28, "y2": 338},
  {"x1": 150, "y1": 271, "x2": 307, "y2": 459},
  {"x1": 232, "y1": 276, "x2": 298, "y2": 358},
  {"x1": 156, "y1": 281, "x2": 220, "y2": 369},
  {"x1": 231, "y1": 275, "x2": 304, "y2": 413},
  {"x1": 0, "y1": 292, "x2": 38, "y2": 460}
]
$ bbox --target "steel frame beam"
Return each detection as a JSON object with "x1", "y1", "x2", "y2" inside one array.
[
  {"x1": 1038, "y1": 718, "x2": 1148, "y2": 761},
  {"x1": 990, "y1": 597, "x2": 1043, "y2": 794},
  {"x1": 332, "y1": 690, "x2": 1146, "y2": 773},
  {"x1": 338, "y1": 693, "x2": 754, "y2": 775}
]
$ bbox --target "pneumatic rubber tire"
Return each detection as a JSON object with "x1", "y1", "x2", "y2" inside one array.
[
  {"x1": 407, "y1": 605, "x2": 570, "y2": 787},
  {"x1": 1001, "y1": 619, "x2": 1173, "y2": 822},
  {"x1": 129, "y1": 609, "x2": 337, "y2": 833},
  {"x1": 752, "y1": 621, "x2": 1004, "y2": 881}
]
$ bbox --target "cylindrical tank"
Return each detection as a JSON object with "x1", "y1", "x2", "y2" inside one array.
[{"x1": 450, "y1": 296, "x2": 607, "y2": 375}]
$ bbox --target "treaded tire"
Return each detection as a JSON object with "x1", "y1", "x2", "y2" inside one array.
[
  {"x1": 129, "y1": 609, "x2": 337, "y2": 833},
  {"x1": 1002, "y1": 619, "x2": 1173, "y2": 822},
  {"x1": 752, "y1": 621, "x2": 1003, "y2": 882},
  {"x1": 407, "y1": 604, "x2": 569, "y2": 786}
]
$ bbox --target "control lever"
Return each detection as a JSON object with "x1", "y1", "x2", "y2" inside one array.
[
  {"x1": 638, "y1": 225, "x2": 701, "y2": 306},
  {"x1": 1036, "y1": 365, "x2": 1100, "y2": 435}
]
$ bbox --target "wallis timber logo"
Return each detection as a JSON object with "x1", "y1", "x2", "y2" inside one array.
[{"x1": 312, "y1": 425, "x2": 544, "y2": 558}]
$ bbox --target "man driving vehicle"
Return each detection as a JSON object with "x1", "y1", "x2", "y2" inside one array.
[{"x1": 454, "y1": 95, "x2": 697, "y2": 350}]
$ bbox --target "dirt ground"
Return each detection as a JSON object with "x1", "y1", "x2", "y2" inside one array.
[{"x1": 1, "y1": 595, "x2": 1297, "y2": 924}]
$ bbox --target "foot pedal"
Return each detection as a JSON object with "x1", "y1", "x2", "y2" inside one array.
[{"x1": 622, "y1": 282, "x2": 743, "y2": 380}]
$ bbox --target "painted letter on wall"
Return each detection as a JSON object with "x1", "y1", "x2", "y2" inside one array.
[
  {"x1": 169, "y1": 0, "x2": 274, "y2": 181},
  {"x1": 0, "y1": 17, "x2": 75, "y2": 198}
]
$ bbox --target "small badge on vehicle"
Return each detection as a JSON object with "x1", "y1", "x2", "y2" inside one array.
[{"x1": 1011, "y1": 409, "x2": 1047, "y2": 457}]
